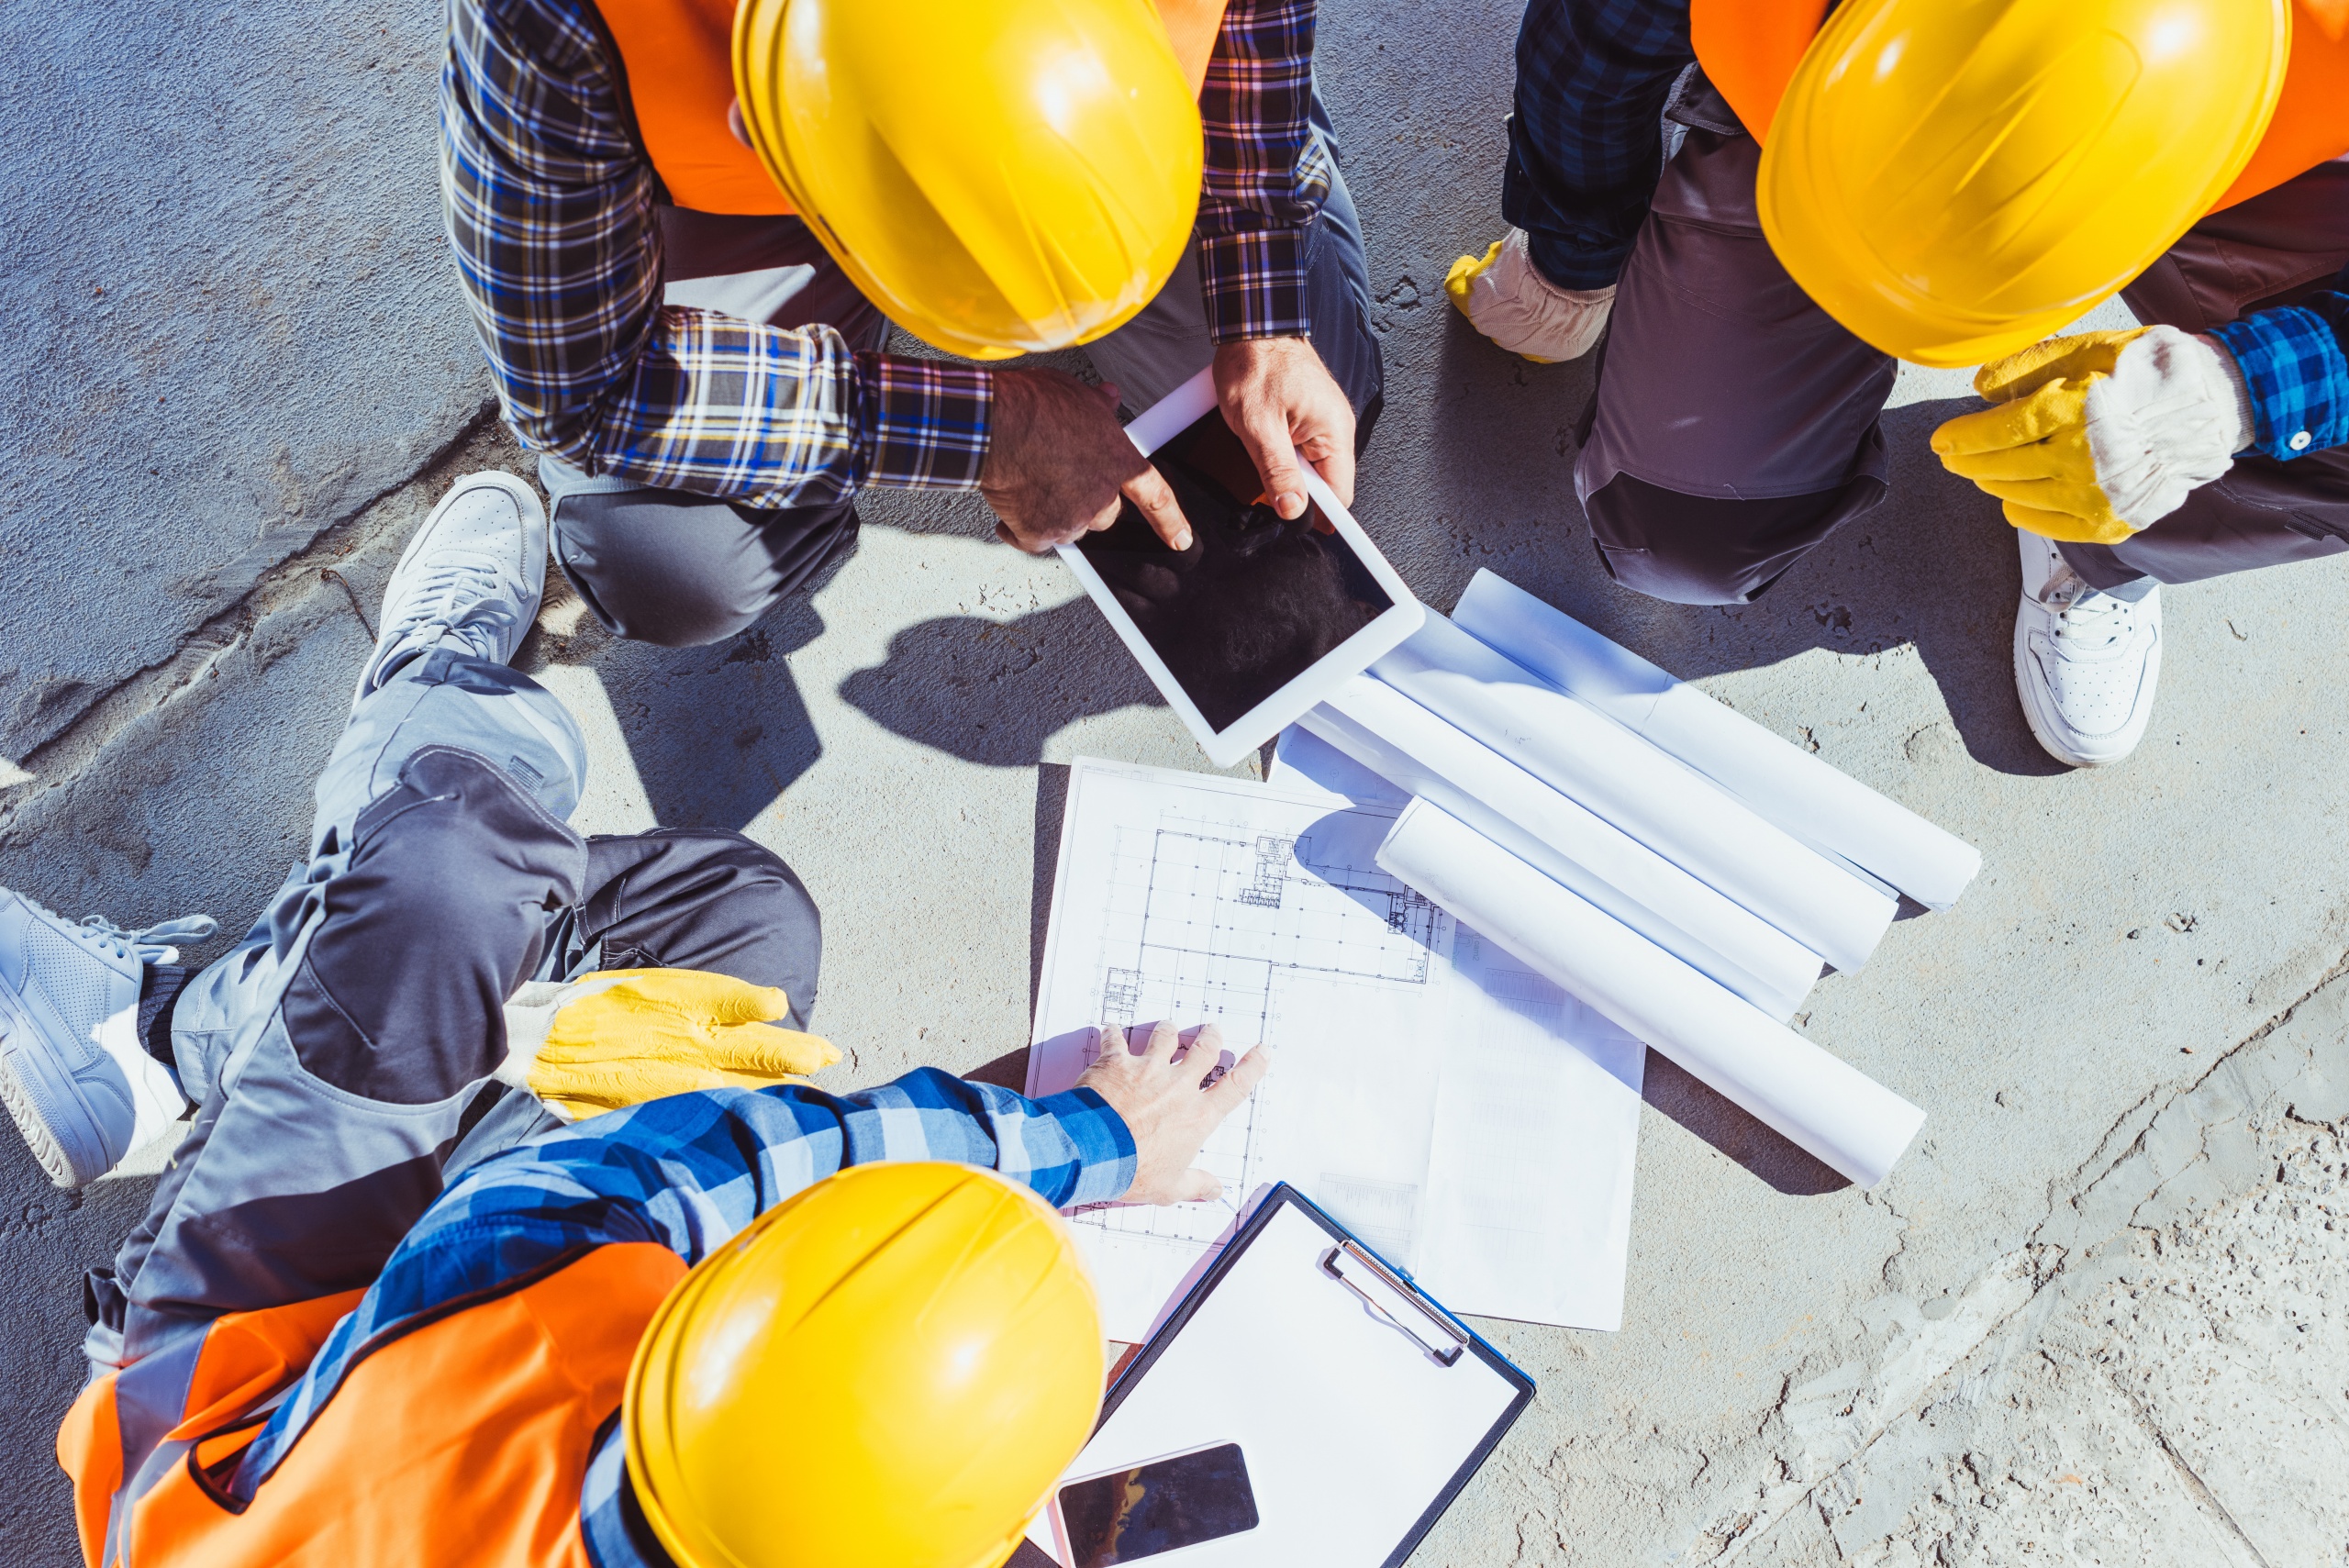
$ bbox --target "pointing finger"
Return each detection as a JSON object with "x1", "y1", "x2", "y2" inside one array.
[{"x1": 1120, "y1": 463, "x2": 1194, "y2": 550}]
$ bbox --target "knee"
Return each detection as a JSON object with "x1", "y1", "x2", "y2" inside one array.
[
  {"x1": 581, "y1": 829, "x2": 823, "y2": 1022},
  {"x1": 556, "y1": 551, "x2": 765, "y2": 648},
  {"x1": 1582, "y1": 472, "x2": 1875, "y2": 606},
  {"x1": 345, "y1": 748, "x2": 586, "y2": 942}
]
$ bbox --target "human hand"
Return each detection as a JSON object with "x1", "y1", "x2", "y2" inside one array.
[
  {"x1": 981, "y1": 367, "x2": 1193, "y2": 553},
  {"x1": 497, "y1": 968, "x2": 839, "y2": 1121},
  {"x1": 1074, "y1": 1020, "x2": 1271, "y2": 1205},
  {"x1": 1931, "y1": 325, "x2": 2248, "y2": 544},
  {"x1": 1212, "y1": 335, "x2": 1356, "y2": 519}
]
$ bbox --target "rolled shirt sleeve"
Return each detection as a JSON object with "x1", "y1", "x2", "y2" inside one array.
[{"x1": 2215, "y1": 291, "x2": 2349, "y2": 461}]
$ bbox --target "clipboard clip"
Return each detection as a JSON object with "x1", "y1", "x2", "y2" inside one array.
[{"x1": 1319, "y1": 1243, "x2": 1468, "y2": 1367}]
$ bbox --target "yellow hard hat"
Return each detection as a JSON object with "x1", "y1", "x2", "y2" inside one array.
[
  {"x1": 624, "y1": 1162, "x2": 1105, "y2": 1568},
  {"x1": 1759, "y1": 0, "x2": 2291, "y2": 368},
  {"x1": 732, "y1": 0, "x2": 1205, "y2": 360}
]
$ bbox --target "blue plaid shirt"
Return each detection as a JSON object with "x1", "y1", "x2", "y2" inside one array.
[
  {"x1": 443, "y1": 0, "x2": 1328, "y2": 508},
  {"x1": 228, "y1": 1068, "x2": 1134, "y2": 1535},
  {"x1": 2216, "y1": 280, "x2": 2349, "y2": 461}
]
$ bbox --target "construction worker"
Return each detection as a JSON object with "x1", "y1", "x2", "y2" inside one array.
[
  {"x1": 1450, "y1": 0, "x2": 2349, "y2": 768},
  {"x1": 446, "y1": 0, "x2": 1381, "y2": 649},
  {"x1": 3, "y1": 471, "x2": 1266, "y2": 1565}
]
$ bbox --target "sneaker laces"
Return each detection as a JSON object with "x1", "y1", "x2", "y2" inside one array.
[
  {"x1": 73, "y1": 913, "x2": 219, "y2": 966},
  {"x1": 381, "y1": 552, "x2": 523, "y2": 663},
  {"x1": 2037, "y1": 565, "x2": 2136, "y2": 654}
]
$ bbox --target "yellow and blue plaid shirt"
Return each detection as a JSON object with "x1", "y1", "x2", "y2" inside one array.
[{"x1": 441, "y1": 0, "x2": 1330, "y2": 508}]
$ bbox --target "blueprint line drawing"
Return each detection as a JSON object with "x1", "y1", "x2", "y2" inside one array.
[
  {"x1": 1068, "y1": 818, "x2": 1445, "y2": 1252},
  {"x1": 1032, "y1": 755, "x2": 1645, "y2": 1340}
]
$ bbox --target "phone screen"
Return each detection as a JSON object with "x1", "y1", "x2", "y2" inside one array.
[
  {"x1": 1077, "y1": 412, "x2": 1394, "y2": 730},
  {"x1": 1056, "y1": 1442, "x2": 1260, "y2": 1565}
]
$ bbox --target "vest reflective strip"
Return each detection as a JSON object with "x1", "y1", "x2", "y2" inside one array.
[
  {"x1": 1688, "y1": 0, "x2": 2349, "y2": 212},
  {"x1": 592, "y1": 0, "x2": 1231, "y2": 217}
]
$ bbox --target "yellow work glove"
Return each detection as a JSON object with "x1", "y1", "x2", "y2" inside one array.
[
  {"x1": 1931, "y1": 326, "x2": 2249, "y2": 545},
  {"x1": 495, "y1": 968, "x2": 841, "y2": 1122}
]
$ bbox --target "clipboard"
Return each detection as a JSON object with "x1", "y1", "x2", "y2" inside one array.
[{"x1": 1033, "y1": 1184, "x2": 1534, "y2": 1567}]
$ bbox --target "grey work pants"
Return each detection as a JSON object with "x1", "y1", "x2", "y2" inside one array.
[
  {"x1": 543, "y1": 106, "x2": 1386, "y2": 648},
  {"x1": 1571, "y1": 80, "x2": 2349, "y2": 606},
  {"x1": 90, "y1": 651, "x2": 823, "y2": 1370}
]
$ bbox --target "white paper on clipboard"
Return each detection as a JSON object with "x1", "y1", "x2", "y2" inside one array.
[
  {"x1": 1054, "y1": 367, "x2": 1425, "y2": 768},
  {"x1": 1026, "y1": 1191, "x2": 1530, "y2": 1567}
]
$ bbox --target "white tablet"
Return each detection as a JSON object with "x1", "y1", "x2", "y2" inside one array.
[{"x1": 1057, "y1": 367, "x2": 1424, "y2": 769}]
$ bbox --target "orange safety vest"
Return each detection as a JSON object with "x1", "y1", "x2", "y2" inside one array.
[
  {"x1": 56, "y1": 1243, "x2": 688, "y2": 1568},
  {"x1": 592, "y1": 0, "x2": 1232, "y2": 216},
  {"x1": 1689, "y1": 0, "x2": 2349, "y2": 212}
]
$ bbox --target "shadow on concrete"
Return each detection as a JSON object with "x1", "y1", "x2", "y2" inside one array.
[
  {"x1": 964, "y1": 1047, "x2": 1031, "y2": 1095},
  {"x1": 1641, "y1": 1052, "x2": 1850, "y2": 1196},
  {"x1": 837, "y1": 600, "x2": 1163, "y2": 767},
  {"x1": 525, "y1": 579, "x2": 829, "y2": 832},
  {"x1": 607, "y1": 598, "x2": 829, "y2": 830},
  {"x1": 1426, "y1": 305, "x2": 1602, "y2": 507},
  {"x1": 1030, "y1": 762, "x2": 1072, "y2": 1016}
]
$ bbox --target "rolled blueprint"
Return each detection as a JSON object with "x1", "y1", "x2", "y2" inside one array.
[
  {"x1": 1377, "y1": 800, "x2": 1924, "y2": 1188},
  {"x1": 1304, "y1": 678, "x2": 1821, "y2": 1018},
  {"x1": 1371, "y1": 614, "x2": 1897, "y2": 974},
  {"x1": 1453, "y1": 571, "x2": 1983, "y2": 910}
]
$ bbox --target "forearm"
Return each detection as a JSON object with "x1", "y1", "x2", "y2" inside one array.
[
  {"x1": 1194, "y1": 0, "x2": 1324, "y2": 340},
  {"x1": 358, "y1": 1070, "x2": 1134, "y2": 1322},
  {"x1": 1502, "y1": 0, "x2": 1695, "y2": 289},
  {"x1": 584, "y1": 316, "x2": 994, "y2": 503}
]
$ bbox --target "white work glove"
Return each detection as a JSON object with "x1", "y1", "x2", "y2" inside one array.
[
  {"x1": 2083, "y1": 326, "x2": 2254, "y2": 528},
  {"x1": 1445, "y1": 228, "x2": 1615, "y2": 363},
  {"x1": 1933, "y1": 325, "x2": 2254, "y2": 544}
]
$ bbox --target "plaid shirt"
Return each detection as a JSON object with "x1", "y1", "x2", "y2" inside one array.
[
  {"x1": 1503, "y1": 0, "x2": 1693, "y2": 290},
  {"x1": 442, "y1": 0, "x2": 1328, "y2": 507},
  {"x1": 229, "y1": 1069, "x2": 1134, "y2": 1507},
  {"x1": 2217, "y1": 283, "x2": 2349, "y2": 461}
]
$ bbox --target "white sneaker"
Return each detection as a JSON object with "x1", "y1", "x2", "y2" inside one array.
[
  {"x1": 2013, "y1": 530, "x2": 2162, "y2": 768},
  {"x1": 353, "y1": 472, "x2": 549, "y2": 705},
  {"x1": 0, "y1": 893, "x2": 217, "y2": 1187}
]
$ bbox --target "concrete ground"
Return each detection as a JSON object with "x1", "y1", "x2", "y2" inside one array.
[{"x1": 5, "y1": 2, "x2": 2347, "y2": 1563}]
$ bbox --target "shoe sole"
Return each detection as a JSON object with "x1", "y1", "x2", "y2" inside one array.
[
  {"x1": 0, "y1": 985, "x2": 93, "y2": 1187},
  {"x1": 353, "y1": 472, "x2": 550, "y2": 708}
]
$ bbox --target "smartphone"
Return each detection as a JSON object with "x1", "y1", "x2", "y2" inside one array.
[{"x1": 1052, "y1": 1441, "x2": 1260, "y2": 1565}]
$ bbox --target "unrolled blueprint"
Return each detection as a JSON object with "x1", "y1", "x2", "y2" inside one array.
[{"x1": 1029, "y1": 755, "x2": 1643, "y2": 1340}]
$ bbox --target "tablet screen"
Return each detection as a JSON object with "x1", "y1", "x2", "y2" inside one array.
[{"x1": 1077, "y1": 411, "x2": 1394, "y2": 731}]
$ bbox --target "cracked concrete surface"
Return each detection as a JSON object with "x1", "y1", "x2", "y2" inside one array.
[{"x1": 6, "y1": 1, "x2": 2349, "y2": 1563}]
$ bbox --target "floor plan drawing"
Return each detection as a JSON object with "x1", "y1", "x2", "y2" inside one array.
[
  {"x1": 1051, "y1": 817, "x2": 1447, "y2": 1262},
  {"x1": 1030, "y1": 756, "x2": 1646, "y2": 1341}
]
